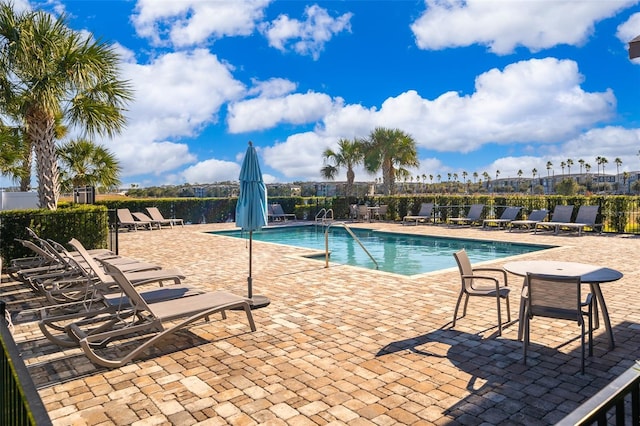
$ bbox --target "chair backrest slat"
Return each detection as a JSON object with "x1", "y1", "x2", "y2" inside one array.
[
  {"x1": 418, "y1": 203, "x2": 434, "y2": 216},
  {"x1": 551, "y1": 205, "x2": 574, "y2": 222},
  {"x1": 526, "y1": 273, "x2": 582, "y2": 322},
  {"x1": 453, "y1": 250, "x2": 474, "y2": 290},
  {"x1": 574, "y1": 205, "x2": 598, "y2": 224}
]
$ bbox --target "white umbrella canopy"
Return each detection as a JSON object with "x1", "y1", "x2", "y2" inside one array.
[{"x1": 235, "y1": 141, "x2": 270, "y2": 308}]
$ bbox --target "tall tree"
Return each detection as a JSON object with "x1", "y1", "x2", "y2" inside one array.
[
  {"x1": 320, "y1": 138, "x2": 363, "y2": 198},
  {"x1": 362, "y1": 127, "x2": 419, "y2": 195},
  {"x1": 0, "y1": 5, "x2": 133, "y2": 209},
  {"x1": 57, "y1": 138, "x2": 121, "y2": 193}
]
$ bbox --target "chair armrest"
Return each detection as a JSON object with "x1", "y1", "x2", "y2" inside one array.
[
  {"x1": 471, "y1": 267, "x2": 508, "y2": 284},
  {"x1": 462, "y1": 274, "x2": 504, "y2": 292}
]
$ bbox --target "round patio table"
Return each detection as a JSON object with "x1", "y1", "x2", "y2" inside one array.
[{"x1": 503, "y1": 260, "x2": 623, "y2": 349}]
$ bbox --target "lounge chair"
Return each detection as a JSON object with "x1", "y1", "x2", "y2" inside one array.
[
  {"x1": 482, "y1": 206, "x2": 522, "y2": 230},
  {"x1": 452, "y1": 249, "x2": 511, "y2": 335},
  {"x1": 268, "y1": 203, "x2": 296, "y2": 221},
  {"x1": 534, "y1": 205, "x2": 574, "y2": 234},
  {"x1": 146, "y1": 207, "x2": 184, "y2": 228},
  {"x1": 39, "y1": 238, "x2": 191, "y2": 347},
  {"x1": 449, "y1": 204, "x2": 485, "y2": 226},
  {"x1": 117, "y1": 208, "x2": 153, "y2": 231},
  {"x1": 132, "y1": 212, "x2": 167, "y2": 230},
  {"x1": 508, "y1": 209, "x2": 548, "y2": 232},
  {"x1": 552, "y1": 205, "x2": 602, "y2": 236},
  {"x1": 72, "y1": 261, "x2": 256, "y2": 368},
  {"x1": 402, "y1": 203, "x2": 434, "y2": 225}
]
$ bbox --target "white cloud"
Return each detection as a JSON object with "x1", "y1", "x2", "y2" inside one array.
[
  {"x1": 96, "y1": 48, "x2": 245, "y2": 178},
  {"x1": 261, "y1": 4, "x2": 352, "y2": 59},
  {"x1": 227, "y1": 91, "x2": 337, "y2": 133},
  {"x1": 257, "y1": 57, "x2": 616, "y2": 182},
  {"x1": 617, "y1": 12, "x2": 640, "y2": 63},
  {"x1": 327, "y1": 58, "x2": 615, "y2": 151},
  {"x1": 180, "y1": 158, "x2": 241, "y2": 183},
  {"x1": 262, "y1": 132, "x2": 336, "y2": 180},
  {"x1": 132, "y1": 0, "x2": 271, "y2": 47},
  {"x1": 411, "y1": 0, "x2": 636, "y2": 54},
  {"x1": 248, "y1": 78, "x2": 297, "y2": 97}
]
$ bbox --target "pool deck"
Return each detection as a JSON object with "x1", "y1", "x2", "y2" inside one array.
[{"x1": 4, "y1": 222, "x2": 640, "y2": 425}]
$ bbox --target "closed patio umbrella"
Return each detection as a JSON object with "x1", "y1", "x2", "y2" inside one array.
[{"x1": 235, "y1": 141, "x2": 270, "y2": 308}]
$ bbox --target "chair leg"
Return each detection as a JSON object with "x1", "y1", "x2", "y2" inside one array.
[
  {"x1": 452, "y1": 292, "x2": 465, "y2": 326},
  {"x1": 496, "y1": 295, "x2": 502, "y2": 335},
  {"x1": 523, "y1": 314, "x2": 529, "y2": 365},
  {"x1": 505, "y1": 294, "x2": 511, "y2": 322},
  {"x1": 580, "y1": 321, "x2": 585, "y2": 374}
]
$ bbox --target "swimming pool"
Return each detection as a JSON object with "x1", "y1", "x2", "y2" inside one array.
[{"x1": 210, "y1": 225, "x2": 553, "y2": 276}]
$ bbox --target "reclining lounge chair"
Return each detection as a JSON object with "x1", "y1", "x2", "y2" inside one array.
[
  {"x1": 402, "y1": 203, "x2": 434, "y2": 225},
  {"x1": 117, "y1": 208, "x2": 153, "y2": 231},
  {"x1": 482, "y1": 206, "x2": 522, "y2": 230},
  {"x1": 534, "y1": 205, "x2": 574, "y2": 234},
  {"x1": 449, "y1": 204, "x2": 485, "y2": 226},
  {"x1": 146, "y1": 207, "x2": 184, "y2": 228},
  {"x1": 508, "y1": 209, "x2": 548, "y2": 232},
  {"x1": 551, "y1": 205, "x2": 602, "y2": 236},
  {"x1": 72, "y1": 261, "x2": 256, "y2": 368}
]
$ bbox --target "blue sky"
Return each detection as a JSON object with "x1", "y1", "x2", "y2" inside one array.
[{"x1": 13, "y1": 0, "x2": 640, "y2": 188}]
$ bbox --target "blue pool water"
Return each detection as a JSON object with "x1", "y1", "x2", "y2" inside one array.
[{"x1": 211, "y1": 226, "x2": 552, "y2": 276}]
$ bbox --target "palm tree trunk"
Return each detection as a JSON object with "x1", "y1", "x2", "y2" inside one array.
[
  {"x1": 28, "y1": 114, "x2": 59, "y2": 210},
  {"x1": 19, "y1": 144, "x2": 32, "y2": 191}
]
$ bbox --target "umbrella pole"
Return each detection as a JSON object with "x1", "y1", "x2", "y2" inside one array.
[{"x1": 248, "y1": 231, "x2": 253, "y2": 299}]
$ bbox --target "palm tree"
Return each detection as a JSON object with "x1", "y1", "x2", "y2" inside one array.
[
  {"x1": 566, "y1": 159, "x2": 573, "y2": 176},
  {"x1": 57, "y1": 138, "x2": 121, "y2": 193},
  {"x1": 517, "y1": 169, "x2": 523, "y2": 192},
  {"x1": 615, "y1": 157, "x2": 622, "y2": 189},
  {"x1": 362, "y1": 127, "x2": 419, "y2": 195},
  {"x1": 546, "y1": 161, "x2": 553, "y2": 194},
  {"x1": 578, "y1": 158, "x2": 585, "y2": 174},
  {"x1": 560, "y1": 161, "x2": 566, "y2": 176},
  {"x1": 0, "y1": 5, "x2": 133, "y2": 209},
  {"x1": 321, "y1": 138, "x2": 364, "y2": 198}
]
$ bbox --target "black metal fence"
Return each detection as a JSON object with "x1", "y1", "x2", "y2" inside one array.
[
  {"x1": 0, "y1": 301, "x2": 52, "y2": 426},
  {"x1": 558, "y1": 362, "x2": 640, "y2": 425}
]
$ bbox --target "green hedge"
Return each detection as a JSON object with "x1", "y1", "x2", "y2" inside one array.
[{"x1": 1, "y1": 205, "x2": 110, "y2": 266}]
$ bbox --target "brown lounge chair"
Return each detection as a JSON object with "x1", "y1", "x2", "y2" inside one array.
[
  {"x1": 72, "y1": 260, "x2": 256, "y2": 368},
  {"x1": 117, "y1": 208, "x2": 153, "y2": 231},
  {"x1": 39, "y1": 239, "x2": 195, "y2": 348},
  {"x1": 146, "y1": 207, "x2": 184, "y2": 228}
]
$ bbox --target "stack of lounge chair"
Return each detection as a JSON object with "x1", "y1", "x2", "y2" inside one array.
[{"x1": 6, "y1": 227, "x2": 257, "y2": 368}]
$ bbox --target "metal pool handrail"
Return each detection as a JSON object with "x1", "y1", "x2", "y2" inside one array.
[
  {"x1": 324, "y1": 222, "x2": 378, "y2": 270},
  {"x1": 315, "y1": 208, "x2": 334, "y2": 225}
]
